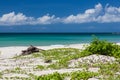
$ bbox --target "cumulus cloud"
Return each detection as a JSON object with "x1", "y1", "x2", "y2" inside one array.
[
  {"x1": 0, "y1": 12, "x2": 58, "y2": 25},
  {"x1": 0, "y1": 3, "x2": 120, "y2": 26},
  {"x1": 36, "y1": 14, "x2": 60, "y2": 24},
  {"x1": 97, "y1": 5, "x2": 120, "y2": 22},
  {"x1": 0, "y1": 12, "x2": 31, "y2": 25},
  {"x1": 63, "y1": 3, "x2": 103, "y2": 23}
]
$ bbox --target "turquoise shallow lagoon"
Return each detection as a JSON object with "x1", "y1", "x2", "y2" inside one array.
[{"x1": 0, "y1": 33, "x2": 120, "y2": 47}]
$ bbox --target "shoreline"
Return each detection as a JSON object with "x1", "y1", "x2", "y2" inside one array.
[
  {"x1": 0, "y1": 43, "x2": 88, "y2": 59},
  {"x1": 0, "y1": 42, "x2": 120, "y2": 59}
]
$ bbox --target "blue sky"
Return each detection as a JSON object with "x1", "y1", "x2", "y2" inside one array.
[{"x1": 0, "y1": 0, "x2": 120, "y2": 33}]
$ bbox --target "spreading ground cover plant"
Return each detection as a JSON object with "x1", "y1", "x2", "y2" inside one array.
[
  {"x1": 70, "y1": 71, "x2": 98, "y2": 80},
  {"x1": 36, "y1": 72, "x2": 64, "y2": 80},
  {"x1": 105, "y1": 75, "x2": 120, "y2": 80},
  {"x1": 45, "y1": 48, "x2": 91, "y2": 69},
  {"x1": 36, "y1": 71, "x2": 98, "y2": 80},
  {"x1": 98, "y1": 62, "x2": 120, "y2": 76},
  {"x1": 41, "y1": 48, "x2": 81, "y2": 60}
]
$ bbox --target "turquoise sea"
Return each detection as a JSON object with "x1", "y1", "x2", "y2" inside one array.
[{"x1": 0, "y1": 33, "x2": 120, "y2": 47}]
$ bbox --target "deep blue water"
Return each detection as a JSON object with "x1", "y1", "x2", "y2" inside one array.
[{"x1": 0, "y1": 33, "x2": 120, "y2": 47}]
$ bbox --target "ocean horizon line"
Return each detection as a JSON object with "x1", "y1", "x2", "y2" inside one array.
[{"x1": 0, "y1": 32, "x2": 120, "y2": 34}]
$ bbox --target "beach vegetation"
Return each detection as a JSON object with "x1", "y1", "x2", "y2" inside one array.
[
  {"x1": 70, "y1": 71, "x2": 98, "y2": 80},
  {"x1": 0, "y1": 72, "x2": 3, "y2": 78},
  {"x1": 85, "y1": 38, "x2": 120, "y2": 58},
  {"x1": 34, "y1": 65, "x2": 45, "y2": 70},
  {"x1": 106, "y1": 75, "x2": 120, "y2": 80},
  {"x1": 32, "y1": 53, "x2": 42, "y2": 58},
  {"x1": 98, "y1": 62, "x2": 120, "y2": 77},
  {"x1": 35, "y1": 71, "x2": 98, "y2": 80},
  {"x1": 37, "y1": 72, "x2": 64, "y2": 80},
  {"x1": 41, "y1": 48, "x2": 92, "y2": 69},
  {"x1": 14, "y1": 67, "x2": 22, "y2": 71},
  {"x1": 41, "y1": 48, "x2": 81, "y2": 60}
]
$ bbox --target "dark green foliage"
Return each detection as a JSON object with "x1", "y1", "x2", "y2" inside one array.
[{"x1": 85, "y1": 38, "x2": 120, "y2": 58}]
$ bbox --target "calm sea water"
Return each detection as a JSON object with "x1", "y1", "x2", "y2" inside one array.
[{"x1": 0, "y1": 33, "x2": 120, "y2": 47}]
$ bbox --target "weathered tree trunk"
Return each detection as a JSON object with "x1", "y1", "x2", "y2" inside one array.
[{"x1": 21, "y1": 45, "x2": 44, "y2": 55}]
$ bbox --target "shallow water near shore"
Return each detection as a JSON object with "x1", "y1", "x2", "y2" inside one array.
[{"x1": 0, "y1": 33, "x2": 120, "y2": 47}]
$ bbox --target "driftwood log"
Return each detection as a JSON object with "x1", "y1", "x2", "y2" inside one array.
[{"x1": 21, "y1": 45, "x2": 44, "y2": 55}]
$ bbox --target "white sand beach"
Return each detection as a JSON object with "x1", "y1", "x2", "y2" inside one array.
[{"x1": 0, "y1": 43, "x2": 119, "y2": 80}]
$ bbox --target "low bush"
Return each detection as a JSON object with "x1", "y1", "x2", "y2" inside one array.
[{"x1": 85, "y1": 38, "x2": 120, "y2": 58}]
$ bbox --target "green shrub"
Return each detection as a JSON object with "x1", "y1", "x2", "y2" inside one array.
[{"x1": 85, "y1": 38, "x2": 120, "y2": 58}]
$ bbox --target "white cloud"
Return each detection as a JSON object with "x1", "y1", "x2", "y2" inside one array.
[
  {"x1": 0, "y1": 12, "x2": 27, "y2": 22},
  {"x1": 0, "y1": 12, "x2": 58, "y2": 25},
  {"x1": 63, "y1": 3, "x2": 103, "y2": 23},
  {"x1": 0, "y1": 3, "x2": 120, "y2": 26},
  {"x1": 0, "y1": 12, "x2": 32, "y2": 25},
  {"x1": 36, "y1": 14, "x2": 60, "y2": 24},
  {"x1": 97, "y1": 6, "x2": 120, "y2": 22}
]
